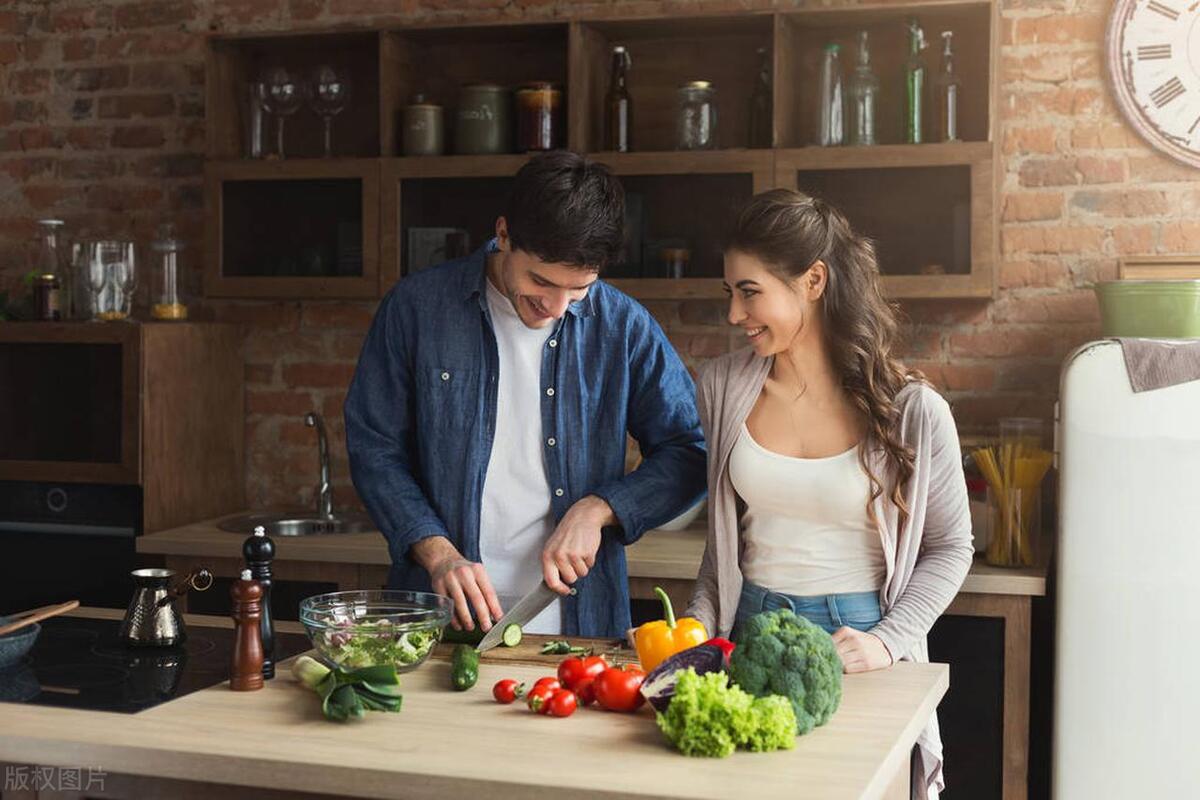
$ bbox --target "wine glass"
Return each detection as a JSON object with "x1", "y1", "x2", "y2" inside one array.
[
  {"x1": 260, "y1": 67, "x2": 306, "y2": 158},
  {"x1": 310, "y1": 65, "x2": 352, "y2": 158}
]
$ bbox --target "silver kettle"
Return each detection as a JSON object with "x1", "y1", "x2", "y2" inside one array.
[{"x1": 119, "y1": 567, "x2": 213, "y2": 647}]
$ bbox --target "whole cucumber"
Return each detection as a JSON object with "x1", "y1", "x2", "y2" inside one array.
[{"x1": 450, "y1": 644, "x2": 479, "y2": 691}]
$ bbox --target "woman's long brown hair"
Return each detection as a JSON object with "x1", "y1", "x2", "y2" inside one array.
[{"x1": 726, "y1": 188, "x2": 921, "y2": 529}]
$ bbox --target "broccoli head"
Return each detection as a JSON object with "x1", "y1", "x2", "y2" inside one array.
[{"x1": 729, "y1": 608, "x2": 843, "y2": 735}]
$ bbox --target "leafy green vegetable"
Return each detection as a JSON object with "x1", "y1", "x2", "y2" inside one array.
[
  {"x1": 321, "y1": 620, "x2": 439, "y2": 668},
  {"x1": 291, "y1": 655, "x2": 404, "y2": 722},
  {"x1": 729, "y1": 609, "x2": 843, "y2": 735},
  {"x1": 655, "y1": 668, "x2": 796, "y2": 758}
]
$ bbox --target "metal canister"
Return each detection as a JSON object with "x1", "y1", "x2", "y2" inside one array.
[
  {"x1": 455, "y1": 84, "x2": 511, "y2": 155},
  {"x1": 402, "y1": 95, "x2": 444, "y2": 156},
  {"x1": 515, "y1": 82, "x2": 563, "y2": 152}
]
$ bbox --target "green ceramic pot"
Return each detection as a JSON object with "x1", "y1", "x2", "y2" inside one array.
[{"x1": 1094, "y1": 280, "x2": 1200, "y2": 338}]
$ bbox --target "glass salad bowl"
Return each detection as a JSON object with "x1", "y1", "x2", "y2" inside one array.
[{"x1": 298, "y1": 590, "x2": 453, "y2": 673}]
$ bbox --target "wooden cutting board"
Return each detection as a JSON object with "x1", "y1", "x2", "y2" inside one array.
[{"x1": 430, "y1": 633, "x2": 638, "y2": 668}]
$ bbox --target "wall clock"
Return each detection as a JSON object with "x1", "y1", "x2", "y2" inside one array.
[{"x1": 1107, "y1": 0, "x2": 1200, "y2": 168}]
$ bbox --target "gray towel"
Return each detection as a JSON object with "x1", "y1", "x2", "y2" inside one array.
[{"x1": 1117, "y1": 338, "x2": 1200, "y2": 392}]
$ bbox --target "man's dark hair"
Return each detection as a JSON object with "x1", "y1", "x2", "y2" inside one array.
[{"x1": 504, "y1": 150, "x2": 625, "y2": 272}]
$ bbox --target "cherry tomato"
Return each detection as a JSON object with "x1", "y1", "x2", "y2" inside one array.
[
  {"x1": 557, "y1": 654, "x2": 608, "y2": 692},
  {"x1": 532, "y1": 676, "x2": 561, "y2": 694},
  {"x1": 526, "y1": 684, "x2": 556, "y2": 714},
  {"x1": 546, "y1": 689, "x2": 578, "y2": 718},
  {"x1": 592, "y1": 664, "x2": 646, "y2": 713},
  {"x1": 574, "y1": 677, "x2": 597, "y2": 707},
  {"x1": 492, "y1": 679, "x2": 524, "y2": 704}
]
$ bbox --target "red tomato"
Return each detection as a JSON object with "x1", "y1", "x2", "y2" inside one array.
[
  {"x1": 574, "y1": 677, "x2": 597, "y2": 706},
  {"x1": 532, "y1": 676, "x2": 561, "y2": 694},
  {"x1": 557, "y1": 654, "x2": 608, "y2": 692},
  {"x1": 527, "y1": 685, "x2": 556, "y2": 714},
  {"x1": 592, "y1": 665, "x2": 646, "y2": 713},
  {"x1": 492, "y1": 679, "x2": 524, "y2": 704},
  {"x1": 546, "y1": 689, "x2": 578, "y2": 718}
]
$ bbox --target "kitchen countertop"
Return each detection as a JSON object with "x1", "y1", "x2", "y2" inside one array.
[
  {"x1": 138, "y1": 512, "x2": 1048, "y2": 596},
  {"x1": 0, "y1": 608, "x2": 946, "y2": 800}
]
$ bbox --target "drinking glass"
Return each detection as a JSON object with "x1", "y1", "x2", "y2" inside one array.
[
  {"x1": 310, "y1": 65, "x2": 351, "y2": 158},
  {"x1": 260, "y1": 67, "x2": 306, "y2": 158},
  {"x1": 90, "y1": 240, "x2": 135, "y2": 321}
]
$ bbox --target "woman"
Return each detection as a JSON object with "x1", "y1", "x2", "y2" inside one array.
[{"x1": 686, "y1": 189, "x2": 973, "y2": 800}]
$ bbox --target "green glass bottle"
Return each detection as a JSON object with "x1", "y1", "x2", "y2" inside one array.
[{"x1": 903, "y1": 18, "x2": 927, "y2": 144}]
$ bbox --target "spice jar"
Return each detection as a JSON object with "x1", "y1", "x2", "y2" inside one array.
[
  {"x1": 676, "y1": 81, "x2": 717, "y2": 150},
  {"x1": 402, "y1": 94, "x2": 444, "y2": 156},
  {"x1": 455, "y1": 84, "x2": 511, "y2": 155},
  {"x1": 32, "y1": 274, "x2": 61, "y2": 321},
  {"x1": 150, "y1": 223, "x2": 187, "y2": 321},
  {"x1": 515, "y1": 82, "x2": 562, "y2": 152}
]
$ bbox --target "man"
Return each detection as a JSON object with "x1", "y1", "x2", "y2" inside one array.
[{"x1": 345, "y1": 151, "x2": 705, "y2": 638}]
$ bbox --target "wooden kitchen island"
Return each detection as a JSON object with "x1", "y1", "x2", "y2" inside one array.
[
  {"x1": 139, "y1": 513, "x2": 1047, "y2": 800},
  {"x1": 0, "y1": 608, "x2": 946, "y2": 800}
]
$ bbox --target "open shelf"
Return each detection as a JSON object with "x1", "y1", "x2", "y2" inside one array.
[
  {"x1": 204, "y1": 159, "x2": 380, "y2": 298},
  {"x1": 205, "y1": 6, "x2": 997, "y2": 301},
  {"x1": 207, "y1": 31, "x2": 381, "y2": 160},
  {"x1": 776, "y1": 1, "x2": 994, "y2": 148},
  {"x1": 381, "y1": 23, "x2": 568, "y2": 157},
  {"x1": 572, "y1": 14, "x2": 774, "y2": 152}
]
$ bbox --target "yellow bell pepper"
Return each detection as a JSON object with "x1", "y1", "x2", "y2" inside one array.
[{"x1": 634, "y1": 586, "x2": 708, "y2": 673}]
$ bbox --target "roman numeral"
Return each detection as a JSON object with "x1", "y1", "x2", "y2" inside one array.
[
  {"x1": 1147, "y1": 1, "x2": 1180, "y2": 19},
  {"x1": 1137, "y1": 44, "x2": 1172, "y2": 60},
  {"x1": 1150, "y1": 76, "x2": 1186, "y2": 108}
]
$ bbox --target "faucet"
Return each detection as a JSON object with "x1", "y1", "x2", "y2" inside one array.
[{"x1": 304, "y1": 411, "x2": 333, "y2": 519}]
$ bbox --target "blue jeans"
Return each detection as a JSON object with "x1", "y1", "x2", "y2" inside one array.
[{"x1": 732, "y1": 579, "x2": 882, "y2": 642}]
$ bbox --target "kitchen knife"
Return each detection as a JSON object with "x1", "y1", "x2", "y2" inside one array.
[{"x1": 475, "y1": 580, "x2": 574, "y2": 653}]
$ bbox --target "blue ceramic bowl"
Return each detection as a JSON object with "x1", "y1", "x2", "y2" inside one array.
[{"x1": 0, "y1": 617, "x2": 40, "y2": 669}]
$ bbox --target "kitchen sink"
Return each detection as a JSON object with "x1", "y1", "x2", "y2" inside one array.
[{"x1": 216, "y1": 511, "x2": 376, "y2": 537}]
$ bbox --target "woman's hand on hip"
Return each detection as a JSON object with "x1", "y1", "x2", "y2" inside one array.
[{"x1": 831, "y1": 627, "x2": 893, "y2": 673}]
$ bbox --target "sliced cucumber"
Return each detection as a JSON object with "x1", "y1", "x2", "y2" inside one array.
[{"x1": 501, "y1": 623, "x2": 523, "y2": 648}]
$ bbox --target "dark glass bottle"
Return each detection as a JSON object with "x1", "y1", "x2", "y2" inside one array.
[
  {"x1": 605, "y1": 46, "x2": 632, "y2": 152},
  {"x1": 748, "y1": 46, "x2": 772, "y2": 149}
]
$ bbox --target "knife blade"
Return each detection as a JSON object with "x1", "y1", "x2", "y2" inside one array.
[{"x1": 475, "y1": 580, "x2": 574, "y2": 653}]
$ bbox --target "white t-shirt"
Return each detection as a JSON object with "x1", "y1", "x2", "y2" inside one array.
[
  {"x1": 479, "y1": 277, "x2": 562, "y2": 634},
  {"x1": 730, "y1": 423, "x2": 885, "y2": 596}
]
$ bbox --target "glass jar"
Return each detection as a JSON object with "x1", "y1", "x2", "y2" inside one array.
[
  {"x1": 983, "y1": 417, "x2": 1053, "y2": 568},
  {"x1": 659, "y1": 247, "x2": 690, "y2": 279},
  {"x1": 32, "y1": 274, "x2": 61, "y2": 321},
  {"x1": 515, "y1": 82, "x2": 562, "y2": 152},
  {"x1": 89, "y1": 240, "x2": 136, "y2": 322},
  {"x1": 402, "y1": 95, "x2": 444, "y2": 156},
  {"x1": 34, "y1": 219, "x2": 68, "y2": 318},
  {"x1": 151, "y1": 224, "x2": 187, "y2": 321},
  {"x1": 676, "y1": 81, "x2": 717, "y2": 150}
]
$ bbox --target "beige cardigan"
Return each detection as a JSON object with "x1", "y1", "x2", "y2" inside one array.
[{"x1": 685, "y1": 347, "x2": 974, "y2": 800}]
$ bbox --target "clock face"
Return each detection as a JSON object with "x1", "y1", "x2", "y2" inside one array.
[{"x1": 1107, "y1": 0, "x2": 1200, "y2": 168}]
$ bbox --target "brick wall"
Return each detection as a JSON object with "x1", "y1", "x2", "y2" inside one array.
[{"x1": 1, "y1": 0, "x2": 1191, "y2": 511}]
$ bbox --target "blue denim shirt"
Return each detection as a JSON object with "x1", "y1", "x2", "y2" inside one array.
[{"x1": 344, "y1": 242, "x2": 706, "y2": 637}]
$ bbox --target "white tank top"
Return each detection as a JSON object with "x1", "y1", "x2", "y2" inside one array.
[{"x1": 729, "y1": 423, "x2": 885, "y2": 596}]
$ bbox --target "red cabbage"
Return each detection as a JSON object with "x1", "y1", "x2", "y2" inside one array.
[{"x1": 639, "y1": 642, "x2": 729, "y2": 712}]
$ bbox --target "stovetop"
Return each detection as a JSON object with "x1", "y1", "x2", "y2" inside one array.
[{"x1": 0, "y1": 617, "x2": 311, "y2": 713}]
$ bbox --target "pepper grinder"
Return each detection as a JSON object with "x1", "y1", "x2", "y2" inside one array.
[
  {"x1": 243, "y1": 525, "x2": 276, "y2": 679},
  {"x1": 230, "y1": 569, "x2": 264, "y2": 691}
]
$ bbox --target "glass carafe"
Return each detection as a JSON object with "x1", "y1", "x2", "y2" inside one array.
[
  {"x1": 815, "y1": 44, "x2": 845, "y2": 146},
  {"x1": 848, "y1": 31, "x2": 879, "y2": 146}
]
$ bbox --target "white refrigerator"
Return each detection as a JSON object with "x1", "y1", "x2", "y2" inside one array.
[{"x1": 1053, "y1": 339, "x2": 1200, "y2": 798}]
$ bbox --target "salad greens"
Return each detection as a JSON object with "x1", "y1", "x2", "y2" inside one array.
[
  {"x1": 656, "y1": 668, "x2": 797, "y2": 757},
  {"x1": 320, "y1": 619, "x2": 439, "y2": 668}
]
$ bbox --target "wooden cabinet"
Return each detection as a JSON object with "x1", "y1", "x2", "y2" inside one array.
[
  {"x1": 0, "y1": 323, "x2": 244, "y2": 533},
  {"x1": 207, "y1": 2, "x2": 998, "y2": 301}
]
